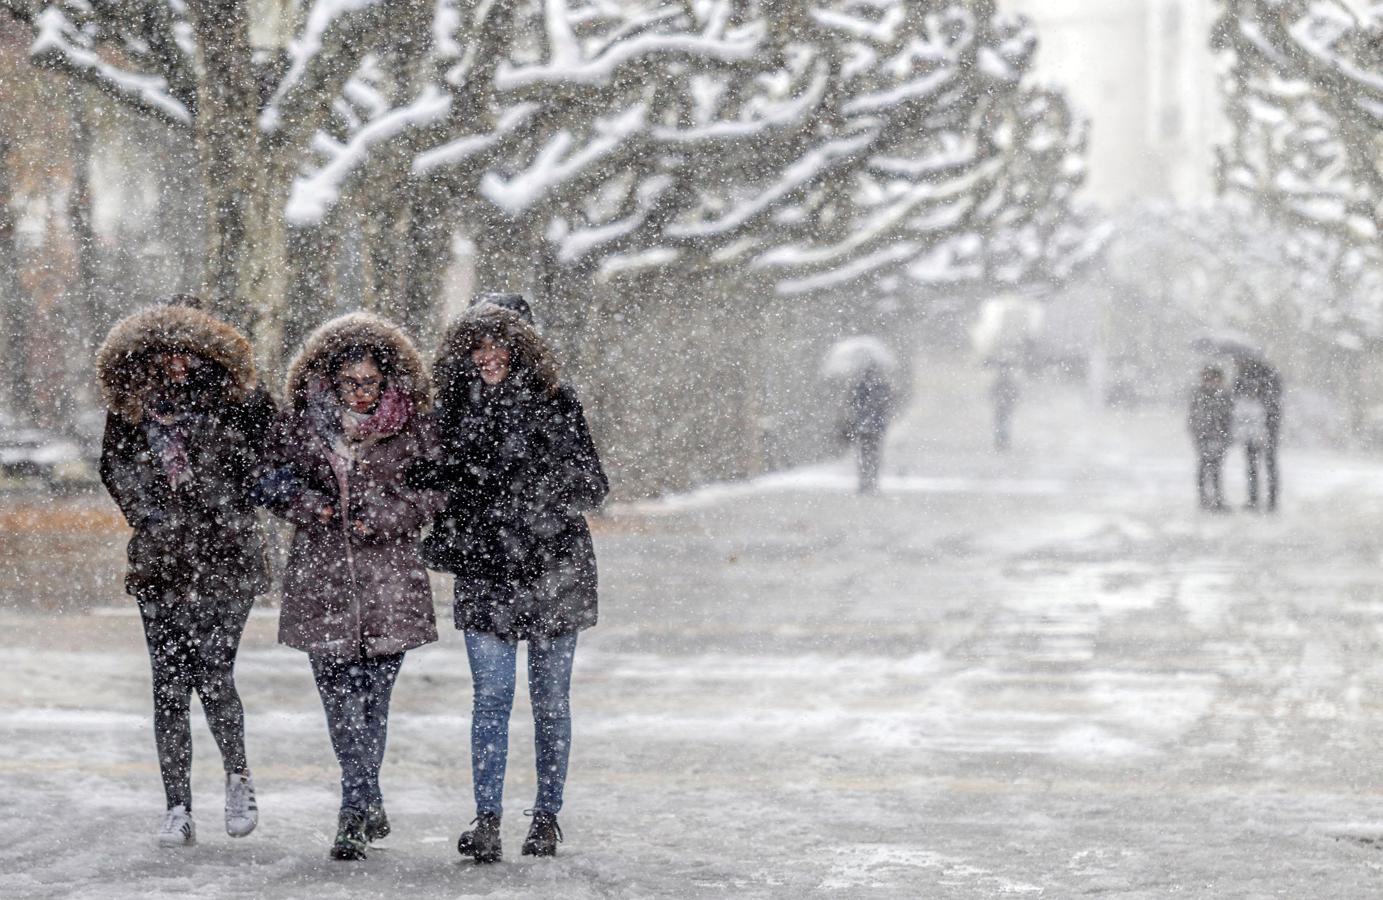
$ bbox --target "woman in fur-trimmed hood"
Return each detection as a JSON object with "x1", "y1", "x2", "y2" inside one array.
[
  {"x1": 262, "y1": 311, "x2": 439, "y2": 860},
  {"x1": 418, "y1": 298, "x2": 607, "y2": 863},
  {"x1": 96, "y1": 298, "x2": 273, "y2": 846}
]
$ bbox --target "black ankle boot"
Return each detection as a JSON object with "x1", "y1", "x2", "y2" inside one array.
[
  {"x1": 457, "y1": 812, "x2": 502, "y2": 864},
  {"x1": 521, "y1": 811, "x2": 563, "y2": 857},
  {"x1": 330, "y1": 809, "x2": 368, "y2": 860},
  {"x1": 364, "y1": 802, "x2": 390, "y2": 842}
]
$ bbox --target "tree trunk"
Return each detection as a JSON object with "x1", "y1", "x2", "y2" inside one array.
[
  {"x1": 156, "y1": 129, "x2": 207, "y2": 297},
  {"x1": 398, "y1": 184, "x2": 455, "y2": 347},
  {"x1": 0, "y1": 137, "x2": 34, "y2": 419},
  {"x1": 67, "y1": 95, "x2": 99, "y2": 351},
  {"x1": 472, "y1": 219, "x2": 543, "y2": 297},
  {"x1": 57, "y1": 93, "x2": 102, "y2": 429},
  {"x1": 188, "y1": 0, "x2": 289, "y2": 373},
  {"x1": 282, "y1": 221, "x2": 336, "y2": 360}
]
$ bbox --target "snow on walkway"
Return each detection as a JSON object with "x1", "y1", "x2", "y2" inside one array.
[{"x1": 8, "y1": 360, "x2": 1383, "y2": 897}]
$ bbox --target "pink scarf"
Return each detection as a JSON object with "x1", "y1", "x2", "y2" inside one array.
[
  {"x1": 313, "y1": 382, "x2": 414, "y2": 510},
  {"x1": 341, "y1": 385, "x2": 412, "y2": 443}
]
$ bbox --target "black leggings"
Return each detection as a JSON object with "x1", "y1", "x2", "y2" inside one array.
[{"x1": 138, "y1": 589, "x2": 254, "y2": 811}]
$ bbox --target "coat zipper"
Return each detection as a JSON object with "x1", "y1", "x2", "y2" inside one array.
[
  {"x1": 341, "y1": 459, "x2": 363, "y2": 654},
  {"x1": 321, "y1": 435, "x2": 364, "y2": 655}
]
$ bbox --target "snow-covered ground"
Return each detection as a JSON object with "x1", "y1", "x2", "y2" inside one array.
[{"x1": 9, "y1": 358, "x2": 1383, "y2": 897}]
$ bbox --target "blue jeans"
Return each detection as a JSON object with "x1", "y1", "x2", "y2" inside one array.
[
  {"x1": 310, "y1": 652, "x2": 404, "y2": 814},
  {"x1": 464, "y1": 630, "x2": 578, "y2": 817}
]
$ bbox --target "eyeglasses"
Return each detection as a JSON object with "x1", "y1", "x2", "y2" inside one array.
[{"x1": 338, "y1": 377, "x2": 383, "y2": 393}]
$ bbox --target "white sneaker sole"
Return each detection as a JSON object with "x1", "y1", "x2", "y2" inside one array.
[
  {"x1": 226, "y1": 815, "x2": 257, "y2": 838},
  {"x1": 157, "y1": 829, "x2": 196, "y2": 847}
]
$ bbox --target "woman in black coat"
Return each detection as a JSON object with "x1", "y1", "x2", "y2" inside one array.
[
  {"x1": 418, "y1": 301, "x2": 607, "y2": 863},
  {"x1": 97, "y1": 300, "x2": 274, "y2": 846}
]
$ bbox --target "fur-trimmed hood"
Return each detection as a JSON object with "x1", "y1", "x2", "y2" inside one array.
[
  {"x1": 96, "y1": 304, "x2": 257, "y2": 423},
  {"x1": 434, "y1": 305, "x2": 560, "y2": 401},
  {"x1": 285, "y1": 312, "x2": 430, "y2": 410}
]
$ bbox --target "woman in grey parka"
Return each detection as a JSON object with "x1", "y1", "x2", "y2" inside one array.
[{"x1": 263, "y1": 312, "x2": 439, "y2": 860}]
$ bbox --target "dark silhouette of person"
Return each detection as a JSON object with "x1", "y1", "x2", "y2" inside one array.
[
  {"x1": 841, "y1": 363, "x2": 896, "y2": 494},
  {"x1": 991, "y1": 364, "x2": 1020, "y2": 452},
  {"x1": 1233, "y1": 357, "x2": 1282, "y2": 511},
  {"x1": 1187, "y1": 365, "x2": 1233, "y2": 511}
]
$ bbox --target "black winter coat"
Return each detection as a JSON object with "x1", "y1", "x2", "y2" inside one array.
[
  {"x1": 421, "y1": 380, "x2": 608, "y2": 639},
  {"x1": 100, "y1": 386, "x2": 276, "y2": 598},
  {"x1": 842, "y1": 369, "x2": 895, "y2": 441},
  {"x1": 1233, "y1": 359, "x2": 1283, "y2": 442},
  {"x1": 1187, "y1": 384, "x2": 1233, "y2": 454}
]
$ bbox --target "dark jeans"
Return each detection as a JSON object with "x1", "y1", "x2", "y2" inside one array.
[
  {"x1": 464, "y1": 629, "x2": 578, "y2": 817},
  {"x1": 1245, "y1": 440, "x2": 1279, "y2": 510},
  {"x1": 310, "y1": 652, "x2": 404, "y2": 814},
  {"x1": 854, "y1": 431, "x2": 883, "y2": 493},
  {"x1": 1196, "y1": 447, "x2": 1226, "y2": 509},
  {"x1": 137, "y1": 589, "x2": 254, "y2": 811}
]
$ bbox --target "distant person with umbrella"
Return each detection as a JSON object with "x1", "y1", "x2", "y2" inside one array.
[
  {"x1": 844, "y1": 362, "x2": 896, "y2": 493},
  {"x1": 1189, "y1": 333, "x2": 1283, "y2": 513},
  {"x1": 824, "y1": 337, "x2": 899, "y2": 494},
  {"x1": 1233, "y1": 356, "x2": 1282, "y2": 511}
]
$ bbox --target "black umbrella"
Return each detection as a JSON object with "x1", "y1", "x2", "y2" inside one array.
[{"x1": 1189, "y1": 331, "x2": 1265, "y2": 363}]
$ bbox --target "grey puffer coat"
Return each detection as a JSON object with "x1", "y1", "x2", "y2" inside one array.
[{"x1": 267, "y1": 313, "x2": 440, "y2": 659}]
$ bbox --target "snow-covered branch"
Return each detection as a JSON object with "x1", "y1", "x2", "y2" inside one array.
[
  {"x1": 1217, "y1": 0, "x2": 1382, "y2": 238},
  {"x1": 27, "y1": 7, "x2": 193, "y2": 127},
  {"x1": 480, "y1": 104, "x2": 648, "y2": 216},
  {"x1": 286, "y1": 86, "x2": 453, "y2": 225},
  {"x1": 496, "y1": 24, "x2": 762, "y2": 91}
]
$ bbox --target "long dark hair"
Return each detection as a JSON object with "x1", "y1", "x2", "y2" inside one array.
[{"x1": 434, "y1": 308, "x2": 560, "y2": 410}]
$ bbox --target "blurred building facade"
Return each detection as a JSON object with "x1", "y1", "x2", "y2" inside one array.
[{"x1": 1006, "y1": 0, "x2": 1228, "y2": 206}]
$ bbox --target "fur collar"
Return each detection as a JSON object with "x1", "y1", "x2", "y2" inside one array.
[{"x1": 285, "y1": 312, "x2": 430, "y2": 411}]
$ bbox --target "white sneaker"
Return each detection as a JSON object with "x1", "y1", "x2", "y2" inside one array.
[
  {"x1": 157, "y1": 805, "x2": 196, "y2": 846},
  {"x1": 225, "y1": 771, "x2": 259, "y2": 838}
]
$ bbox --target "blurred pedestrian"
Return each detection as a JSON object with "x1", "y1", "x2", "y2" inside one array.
[
  {"x1": 416, "y1": 300, "x2": 608, "y2": 864},
  {"x1": 97, "y1": 299, "x2": 274, "y2": 846},
  {"x1": 991, "y1": 363, "x2": 1021, "y2": 452},
  {"x1": 840, "y1": 362, "x2": 896, "y2": 493},
  {"x1": 262, "y1": 313, "x2": 440, "y2": 861},
  {"x1": 1234, "y1": 358, "x2": 1282, "y2": 511},
  {"x1": 1187, "y1": 365, "x2": 1233, "y2": 512}
]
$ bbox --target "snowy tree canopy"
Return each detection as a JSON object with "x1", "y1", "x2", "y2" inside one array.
[
  {"x1": 1212, "y1": 0, "x2": 1382, "y2": 347},
  {"x1": 1214, "y1": 0, "x2": 1381, "y2": 243},
  {"x1": 0, "y1": 0, "x2": 1096, "y2": 359},
  {"x1": 1112, "y1": 200, "x2": 1383, "y2": 351}
]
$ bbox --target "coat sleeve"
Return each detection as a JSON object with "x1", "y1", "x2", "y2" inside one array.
[
  {"x1": 259, "y1": 411, "x2": 336, "y2": 528},
  {"x1": 228, "y1": 387, "x2": 279, "y2": 503},
  {"x1": 527, "y1": 386, "x2": 609, "y2": 514},
  {"x1": 238, "y1": 387, "x2": 278, "y2": 455},
  {"x1": 99, "y1": 413, "x2": 160, "y2": 527}
]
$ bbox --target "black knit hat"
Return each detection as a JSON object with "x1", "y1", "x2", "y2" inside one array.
[{"x1": 469, "y1": 291, "x2": 534, "y2": 324}]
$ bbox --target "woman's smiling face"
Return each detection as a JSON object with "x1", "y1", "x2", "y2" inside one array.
[{"x1": 472, "y1": 337, "x2": 512, "y2": 386}]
